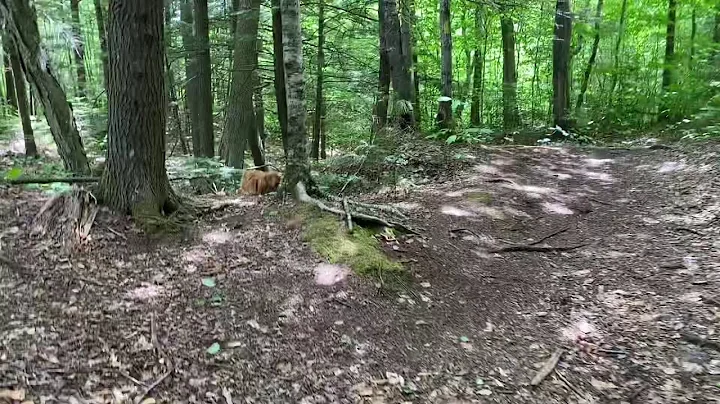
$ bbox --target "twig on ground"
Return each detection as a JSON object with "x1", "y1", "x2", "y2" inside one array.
[
  {"x1": 135, "y1": 313, "x2": 175, "y2": 404},
  {"x1": 701, "y1": 295, "x2": 720, "y2": 307},
  {"x1": 489, "y1": 244, "x2": 585, "y2": 254},
  {"x1": 485, "y1": 177, "x2": 516, "y2": 184},
  {"x1": 555, "y1": 370, "x2": 584, "y2": 399},
  {"x1": 342, "y1": 198, "x2": 353, "y2": 232},
  {"x1": 449, "y1": 228, "x2": 480, "y2": 238},
  {"x1": 680, "y1": 332, "x2": 720, "y2": 353},
  {"x1": 106, "y1": 227, "x2": 128, "y2": 240},
  {"x1": 529, "y1": 227, "x2": 570, "y2": 246},
  {"x1": 673, "y1": 227, "x2": 705, "y2": 236},
  {"x1": 588, "y1": 197, "x2": 619, "y2": 207},
  {"x1": 327, "y1": 195, "x2": 408, "y2": 219},
  {"x1": 530, "y1": 348, "x2": 564, "y2": 387}
]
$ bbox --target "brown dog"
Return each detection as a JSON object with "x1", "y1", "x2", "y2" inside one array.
[{"x1": 240, "y1": 169, "x2": 282, "y2": 195}]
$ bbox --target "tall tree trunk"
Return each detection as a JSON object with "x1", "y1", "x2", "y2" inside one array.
[
  {"x1": 253, "y1": 38, "x2": 266, "y2": 151},
  {"x1": 372, "y1": 0, "x2": 390, "y2": 135},
  {"x1": 271, "y1": 0, "x2": 289, "y2": 153},
  {"x1": 320, "y1": 111, "x2": 326, "y2": 159},
  {"x1": 576, "y1": 0, "x2": 603, "y2": 110},
  {"x1": 608, "y1": 0, "x2": 628, "y2": 100},
  {"x1": 470, "y1": 6, "x2": 484, "y2": 126},
  {"x1": 437, "y1": 0, "x2": 452, "y2": 129},
  {"x1": 3, "y1": 53, "x2": 17, "y2": 110},
  {"x1": 403, "y1": 0, "x2": 420, "y2": 125},
  {"x1": 165, "y1": 0, "x2": 188, "y2": 155},
  {"x1": 689, "y1": 9, "x2": 696, "y2": 63},
  {"x1": 100, "y1": 0, "x2": 174, "y2": 215},
  {"x1": 224, "y1": 0, "x2": 262, "y2": 169},
  {"x1": 552, "y1": 0, "x2": 572, "y2": 131},
  {"x1": 93, "y1": 0, "x2": 109, "y2": 94},
  {"x1": 193, "y1": 0, "x2": 214, "y2": 157},
  {"x1": 69, "y1": 0, "x2": 87, "y2": 98},
  {"x1": 311, "y1": 0, "x2": 324, "y2": 161},
  {"x1": 4, "y1": 37, "x2": 36, "y2": 156},
  {"x1": 384, "y1": 0, "x2": 414, "y2": 129},
  {"x1": 0, "y1": 0, "x2": 89, "y2": 174},
  {"x1": 180, "y1": 0, "x2": 198, "y2": 155},
  {"x1": 500, "y1": 14, "x2": 520, "y2": 132},
  {"x1": 659, "y1": 0, "x2": 676, "y2": 121},
  {"x1": 530, "y1": 2, "x2": 544, "y2": 124},
  {"x1": 280, "y1": 0, "x2": 313, "y2": 195}
]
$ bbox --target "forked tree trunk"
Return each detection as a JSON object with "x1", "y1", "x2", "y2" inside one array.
[
  {"x1": 659, "y1": 0, "x2": 676, "y2": 121},
  {"x1": 500, "y1": 14, "x2": 521, "y2": 132},
  {"x1": 93, "y1": 0, "x2": 109, "y2": 94},
  {"x1": 100, "y1": 0, "x2": 174, "y2": 215},
  {"x1": 280, "y1": 0, "x2": 313, "y2": 195},
  {"x1": 69, "y1": 0, "x2": 87, "y2": 98},
  {"x1": 5, "y1": 37, "x2": 36, "y2": 156},
  {"x1": 193, "y1": 0, "x2": 214, "y2": 157},
  {"x1": 552, "y1": 0, "x2": 572, "y2": 130},
  {"x1": 0, "y1": 0, "x2": 89, "y2": 174},
  {"x1": 372, "y1": 0, "x2": 390, "y2": 135},
  {"x1": 3, "y1": 53, "x2": 17, "y2": 110},
  {"x1": 224, "y1": 0, "x2": 263, "y2": 169},
  {"x1": 311, "y1": 0, "x2": 324, "y2": 161},
  {"x1": 271, "y1": 0, "x2": 289, "y2": 153},
  {"x1": 437, "y1": 0, "x2": 452, "y2": 130},
  {"x1": 576, "y1": 0, "x2": 603, "y2": 110}
]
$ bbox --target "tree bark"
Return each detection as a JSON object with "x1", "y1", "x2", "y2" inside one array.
[
  {"x1": 608, "y1": 0, "x2": 627, "y2": 100},
  {"x1": 552, "y1": 0, "x2": 572, "y2": 131},
  {"x1": 253, "y1": 38, "x2": 266, "y2": 151},
  {"x1": 501, "y1": 14, "x2": 521, "y2": 132},
  {"x1": 372, "y1": 0, "x2": 390, "y2": 134},
  {"x1": 224, "y1": 0, "x2": 262, "y2": 169},
  {"x1": 4, "y1": 37, "x2": 36, "y2": 156},
  {"x1": 311, "y1": 0, "x2": 324, "y2": 161},
  {"x1": 192, "y1": 0, "x2": 214, "y2": 157},
  {"x1": 280, "y1": 0, "x2": 313, "y2": 195},
  {"x1": 271, "y1": 0, "x2": 288, "y2": 153},
  {"x1": 165, "y1": 0, "x2": 188, "y2": 155},
  {"x1": 576, "y1": 0, "x2": 603, "y2": 110},
  {"x1": 470, "y1": 7, "x2": 484, "y2": 126},
  {"x1": 100, "y1": 0, "x2": 174, "y2": 215},
  {"x1": 180, "y1": 0, "x2": 198, "y2": 155},
  {"x1": 383, "y1": 0, "x2": 414, "y2": 129},
  {"x1": 437, "y1": 0, "x2": 452, "y2": 130},
  {"x1": 69, "y1": 0, "x2": 87, "y2": 98},
  {"x1": 689, "y1": 9, "x2": 696, "y2": 63},
  {"x1": 93, "y1": 0, "x2": 109, "y2": 94},
  {"x1": 402, "y1": 0, "x2": 419, "y2": 125},
  {"x1": 3, "y1": 52, "x2": 17, "y2": 110},
  {"x1": 0, "y1": 0, "x2": 89, "y2": 174},
  {"x1": 659, "y1": 0, "x2": 676, "y2": 121}
]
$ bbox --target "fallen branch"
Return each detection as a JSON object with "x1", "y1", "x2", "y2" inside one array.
[
  {"x1": 531, "y1": 348, "x2": 564, "y2": 386},
  {"x1": 529, "y1": 227, "x2": 570, "y2": 246},
  {"x1": 327, "y1": 195, "x2": 408, "y2": 219},
  {"x1": 296, "y1": 182, "x2": 418, "y2": 235},
  {"x1": 135, "y1": 313, "x2": 174, "y2": 404},
  {"x1": 5, "y1": 176, "x2": 99, "y2": 185},
  {"x1": 489, "y1": 244, "x2": 585, "y2": 254}
]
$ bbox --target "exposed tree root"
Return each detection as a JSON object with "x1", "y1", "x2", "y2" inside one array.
[
  {"x1": 296, "y1": 182, "x2": 418, "y2": 234},
  {"x1": 32, "y1": 186, "x2": 99, "y2": 253},
  {"x1": 488, "y1": 243, "x2": 585, "y2": 254}
]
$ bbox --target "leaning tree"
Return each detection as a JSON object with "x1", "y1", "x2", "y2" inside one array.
[{"x1": 99, "y1": 0, "x2": 175, "y2": 215}]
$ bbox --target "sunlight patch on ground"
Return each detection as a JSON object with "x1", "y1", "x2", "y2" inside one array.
[
  {"x1": 440, "y1": 205, "x2": 476, "y2": 217},
  {"x1": 503, "y1": 182, "x2": 558, "y2": 196},
  {"x1": 583, "y1": 158, "x2": 614, "y2": 168},
  {"x1": 661, "y1": 204, "x2": 720, "y2": 226},
  {"x1": 657, "y1": 161, "x2": 687, "y2": 173},
  {"x1": 490, "y1": 157, "x2": 515, "y2": 166},
  {"x1": 542, "y1": 202, "x2": 574, "y2": 215},
  {"x1": 390, "y1": 201, "x2": 420, "y2": 211},
  {"x1": 183, "y1": 248, "x2": 211, "y2": 264},
  {"x1": 445, "y1": 188, "x2": 482, "y2": 198},
  {"x1": 466, "y1": 204, "x2": 505, "y2": 219},
  {"x1": 314, "y1": 263, "x2": 351, "y2": 286},
  {"x1": 562, "y1": 168, "x2": 614, "y2": 182},
  {"x1": 561, "y1": 314, "x2": 600, "y2": 342},
  {"x1": 472, "y1": 164, "x2": 503, "y2": 175},
  {"x1": 502, "y1": 206, "x2": 532, "y2": 218},
  {"x1": 125, "y1": 284, "x2": 165, "y2": 301},
  {"x1": 202, "y1": 229, "x2": 234, "y2": 245}
]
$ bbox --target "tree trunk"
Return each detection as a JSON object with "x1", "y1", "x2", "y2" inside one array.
[
  {"x1": 93, "y1": 0, "x2": 109, "y2": 94},
  {"x1": 689, "y1": 9, "x2": 696, "y2": 63},
  {"x1": 320, "y1": 111, "x2": 326, "y2": 159},
  {"x1": 608, "y1": 0, "x2": 628, "y2": 100},
  {"x1": 253, "y1": 39, "x2": 266, "y2": 151},
  {"x1": 0, "y1": 0, "x2": 89, "y2": 174},
  {"x1": 100, "y1": 0, "x2": 174, "y2": 215},
  {"x1": 165, "y1": 0, "x2": 188, "y2": 155},
  {"x1": 470, "y1": 6, "x2": 484, "y2": 126},
  {"x1": 69, "y1": 0, "x2": 87, "y2": 98},
  {"x1": 552, "y1": 0, "x2": 572, "y2": 131},
  {"x1": 659, "y1": 0, "x2": 676, "y2": 121},
  {"x1": 311, "y1": 0, "x2": 324, "y2": 161},
  {"x1": 271, "y1": 0, "x2": 289, "y2": 153},
  {"x1": 192, "y1": 0, "x2": 214, "y2": 157},
  {"x1": 437, "y1": 0, "x2": 452, "y2": 129},
  {"x1": 4, "y1": 37, "x2": 36, "y2": 156},
  {"x1": 224, "y1": 0, "x2": 262, "y2": 169},
  {"x1": 3, "y1": 53, "x2": 17, "y2": 110},
  {"x1": 500, "y1": 15, "x2": 521, "y2": 132},
  {"x1": 403, "y1": 0, "x2": 419, "y2": 126},
  {"x1": 576, "y1": 0, "x2": 603, "y2": 110},
  {"x1": 372, "y1": 0, "x2": 390, "y2": 135},
  {"x1": 280, "y1": 0, "x2": 313, "y2": 195},
  {"x1": 180, "y1": 0, "x2": 198, "y2": 155},
  {"x1": 383, "y1": 0, "x2": 414, "y2": 129}
]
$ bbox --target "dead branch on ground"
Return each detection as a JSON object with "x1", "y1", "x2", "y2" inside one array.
[
  {"x1": 5, "y1": 176, "x2": 99, "y2": 185},
  {"x1": 342, "y1": 198, "x2": 353, "y2": 231},
  {"x1": 530, "y1": 348, "x2": 564, "y2": 386},
  {"x1": 529, "y1": 227, "x2": 570, "y2": 245},
  {"x1": 488, "y1": 243, "x2": 585, "y2": 254}
]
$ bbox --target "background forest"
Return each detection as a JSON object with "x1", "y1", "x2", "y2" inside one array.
[{"x1": 1, "y1": 0, "x2": 719, "y2": 196}]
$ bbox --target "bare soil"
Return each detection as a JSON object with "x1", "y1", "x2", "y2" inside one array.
[{"x1": 1, "y1": 142, "x2": 719, "y2": 403}]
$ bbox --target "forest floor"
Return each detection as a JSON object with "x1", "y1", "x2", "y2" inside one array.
[{"x1": 1, "y1": 141, "x2": 719, "y2": 403}]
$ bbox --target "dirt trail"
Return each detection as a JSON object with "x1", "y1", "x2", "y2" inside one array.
[{"x1": 1, "y1": 143, "x2": 719, "y2": 403}]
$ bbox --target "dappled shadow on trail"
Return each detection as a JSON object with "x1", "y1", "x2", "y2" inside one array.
[{"x1": 1, "y1": 142, "x2": 719, "y2": 403}]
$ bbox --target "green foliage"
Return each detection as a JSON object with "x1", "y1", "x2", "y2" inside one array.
[{"x1": 426, "y1": 127, "x2": 495, "y2": 144}]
